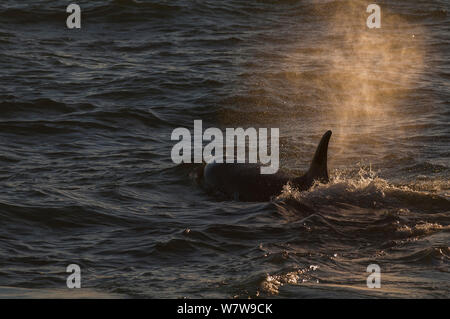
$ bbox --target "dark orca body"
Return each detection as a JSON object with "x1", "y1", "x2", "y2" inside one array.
[{"x1": 203, "y1": 130, "x2": 332, "y2": 201}]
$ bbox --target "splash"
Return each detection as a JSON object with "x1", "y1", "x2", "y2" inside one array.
[
  {"x1": 275, "y1": 164, "x2": 449, "y2": 213},
  {"x1": 260, "y1": 265, "x2": 319, "y2": 295},
  {"x1": 396, "y1": 222, "x2": 449, "y2": 237},
  {"x1": 277, "y1": 164, "x2": 386, "y2": 201}
]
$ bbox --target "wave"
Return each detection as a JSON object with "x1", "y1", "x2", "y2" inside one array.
[
  {"x1": 0, "y1": 0, "x2": 446, "y2": 25},
  {"x1": 0, "y1": 97, "x2": 171, "y2": 132},
  {"x1": 0, "y1": 119, "x2": 116, "y2": 135},
  {"x1": 0, "y1": 201, "x2": 134, "y2": 229},
  {"x1": 260, "y1": 265, "x2": 319, "y2": 295},
  {"x1": 0, "y1": 98, "x2": 83, "y2": 117},
  {"x1": 275, "y1": 165, "x2": 450, "y2": 214},
  {"x1": 0, "y1": 0, "x2": 185, "y2": 24}
]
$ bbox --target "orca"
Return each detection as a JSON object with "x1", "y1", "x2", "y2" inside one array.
[{"x1": 202, "y1": 130, "x2": 332, "y2": 201}]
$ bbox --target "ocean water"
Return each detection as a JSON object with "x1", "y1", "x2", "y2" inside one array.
[{"x1": 0, "y1": 0, "x2": 448, "y2": 298}]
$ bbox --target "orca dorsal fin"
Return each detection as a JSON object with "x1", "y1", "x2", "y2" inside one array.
[{"x1": 307, "y1": 130, "x2": 332, "y2": 183}]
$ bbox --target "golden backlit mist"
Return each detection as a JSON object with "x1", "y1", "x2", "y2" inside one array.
[
  {"x1": 316, "y1": 1, "x2": 425, "y2": 160},
  {"x1": 322, "y1": 1, "x2": 424, "y2": 120},
  {"x1": 219, "y1": 1, "x2": 427, "y2": 167},
  {"x1": 283, "y1": 1, "x2": 427, "y2": 163}
]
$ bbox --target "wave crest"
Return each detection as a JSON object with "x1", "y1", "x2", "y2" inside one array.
[{"x1": 275, "y1": 165, "x2": 449, "y2": 213}]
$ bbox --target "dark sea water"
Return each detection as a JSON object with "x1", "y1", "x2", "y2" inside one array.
[{"x1": 0, "y1": 0, "x2": 449, "y2": 298}]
